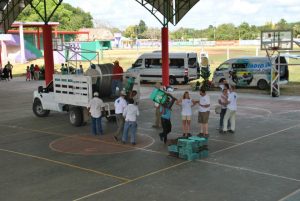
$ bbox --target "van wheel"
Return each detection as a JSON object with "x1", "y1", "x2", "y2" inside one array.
[
  {"x1": 33, "y1": 99, "x2": 50, "y2": 117},
  {"x1": 257, "y1": 79, "x2": 269, "y2": 90},
  {"x1": 169, "y1": 76, "x2": 177, "y2": 85},
  {"x1": 69, "y1": 107, "x2": 83, "y2": 127}
]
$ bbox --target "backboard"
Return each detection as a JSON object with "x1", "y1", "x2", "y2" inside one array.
[
  {"x1": 52, "y1": 37, "x2": 63, "y2": 51},
  {"x1": 261, "y1": 30, "x2": 293, "y2": 50}
]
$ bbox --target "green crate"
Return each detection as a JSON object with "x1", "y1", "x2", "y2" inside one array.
[
  {"x1": 168, "y1": 145, "x2": 178, "y2": 153},
  {"x1": 149, "y1": 88, "x2": 167, "y2": 104},
  {"x1": 187, "y1": 153, "x2": 200, "y2": 161}
]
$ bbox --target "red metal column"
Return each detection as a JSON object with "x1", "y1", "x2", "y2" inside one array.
[
  {"x1": 43, "y1": 24, "x2": 54, "y2": 85},
  {"x1": 161, "y1": 27, "x2": 169, "y2": 86}
]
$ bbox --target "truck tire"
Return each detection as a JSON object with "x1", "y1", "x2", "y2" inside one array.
[
  {"x1": 69, "y1": 107, "x2": 83, "y2": 127},
  {"x1": 169, "y1": 76, "x2": 177, "y2": 85},
  {"x1": 257, "y1": 79, "x2": 269, "y2": 90},
  {"x1": 33, "y1": 99, "x2": 50, "y2": 117}
]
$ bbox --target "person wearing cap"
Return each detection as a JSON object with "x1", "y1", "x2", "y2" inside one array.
[
  {"x1": 87, "y1": 92, "x2": 105, "y2": 135},
  {"x1": 113, "y1": 91, "x2": 127, "y2": 141},
  {"x1": 111, "y1": 60, "x2": 123, "y2": 97},
  {"x1": 122, "y1": 98, "x2": 139, "y2": 145}
]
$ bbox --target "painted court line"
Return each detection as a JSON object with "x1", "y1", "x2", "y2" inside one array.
[
  {"x1": 0, "y1": 148, "x2": 130, "y2": 182},
  {"x1": 0, "y1": 124, "x2": 160, "y2": 155},
  {"x1": 198, "y1": 160, "x2": 300, "y2": 183},
  {"x1": 278, "y1": 188, "x2": 300, "y2": 201},
  {"x1": 138, "y1": 127, "x2": 238, "y2": 145},
  {"x1": 73, "y1": 160, "x2": 190, "y2": 201},
  {"x1": 211, "y1": 124, "x2": 300, "y2": 155}
]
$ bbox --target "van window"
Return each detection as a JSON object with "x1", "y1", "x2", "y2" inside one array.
[
  {"x1": 170, "y1": 59, "x2": 184, "y2": 69},
  {"x1": 188, "y1": 58, "x2": 197, "y2": 68},
  {"x1": 145, "y1": 58, "x2": 161, "y2": 68},
  {"x1": 232, "y1": 63, "x2": 247, "y2": 69},
  {"x1": 218, "y1": 63, "x2": 230, "y2": 71},
  {"x1": 132, "y1": 59, "x2": 142, "y2": 68}
]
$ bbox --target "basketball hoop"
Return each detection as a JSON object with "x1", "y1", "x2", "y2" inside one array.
[{"x1": 270, "y1": 46, "x2": 279, "y2": 51}]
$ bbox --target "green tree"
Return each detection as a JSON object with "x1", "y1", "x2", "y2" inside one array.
[
  {"x1": 215, "y1": 23, "x2": 238, "y2": 40},
  {"x1": 17, "y1": 1, "x2": 93, "y2": 30},
  {"x1": 123, "y1": 25, "x2": 138, "y2": 38},
  {"x1": 293, "y1": 24, "x2": 300, "y2": 38},
  {"x1": 275, "y1": 19, "x2": 288, "y2": 30},
  {"x1": 138, "y1": 20, "x2": 147, "y2": 34}
]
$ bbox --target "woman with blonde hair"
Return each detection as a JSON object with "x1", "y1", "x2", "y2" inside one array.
[{"x1": 176, "y1": 91, "x2": 194, "y2": 137}]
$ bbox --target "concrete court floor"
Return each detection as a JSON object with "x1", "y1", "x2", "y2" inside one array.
[{"x1": 0, "y1": 77, "x2": 300, "y2": 201}]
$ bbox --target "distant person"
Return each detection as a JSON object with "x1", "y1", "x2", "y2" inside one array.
[
  {"x1": 113, "y1": 91, "x2": 127, "y2": 142},
  {"x1": 85, "y1": 64, "x2": 99, "y2": 93},
  {"x1": 196, "y1": 88, "x2": 210, "y2": 138},
  {"x1": 222, "y1": 86, "x2": 237, "y2": 134},
  {"x1": 152, "y1": 82, "x2": 162, "y2": 128},
  {"x1": 159, "y1": 101, "x2": 172, "y2": 144},
  {"x1": 0, "y1": 65, "x2": 2, "y2": 80},
  {"x1": 79, "y1": 65, "x2": 84, "y2": 74},
  {"x1": 30, "y1": 64, "x2": 35, "y2": 80},
  {"x1": 34, "y1": 65, "x2": 40, "y2": 80},
  {"x1": 2, "y1": 65, "x2": 9, "y2": 81},
  {"x1": 111, "y1": 60, "x2": 123, "y2": 97},
  {"x1": 218, "y1": 87, "x2": 230, "y2": 132},
  {"x1": 122, "y1": 98, "x2": 139, "y2": 145},
  {"x1": 60, "y1": 63, "x2": 66, "y2": 74},
  {"x1": 129, "y1": 90, "x2": 138, "y2": 105},
  {"x1": 176, "y1": 91, "x2": 194, "y2": 137},
  {"x1": 26, "y1": 66, "x2": 31, "y2": 81},
  {"x1": 87, "y1": 92, "x2": 105, "y2": 135},
  {"x1": 5, "y1": 61, "x2": 13, "y2": 79}
]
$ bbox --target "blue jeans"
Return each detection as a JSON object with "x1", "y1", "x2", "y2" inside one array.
[
  {"x1": 91, "y1": 117, "x2": 103, "y2": 135},
  {"x1": 122, "y1": 121, "x2": 137, "y2": 143},
  {"x1": 220, "y1": 108, "x2": 231, "y2": 129},
  {"x1": 111, "y1": 80, "x2": 122, "y2": 96}
]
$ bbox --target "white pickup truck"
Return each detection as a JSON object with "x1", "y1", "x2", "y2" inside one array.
[{"x1": 32, "y1": 72, "x2": 140, "y2": 127}]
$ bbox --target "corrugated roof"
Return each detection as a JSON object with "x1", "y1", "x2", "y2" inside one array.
[{"x1": 141, "y1": 0, "x2": 200, "y2": 25}]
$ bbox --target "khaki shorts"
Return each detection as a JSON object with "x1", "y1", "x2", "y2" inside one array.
[
  {"x1": 182, "y1": 115, "x2": 191, "y2": 121},
  {"x1": 198, "y1": 111, "x2": 210, "y2": 123}
]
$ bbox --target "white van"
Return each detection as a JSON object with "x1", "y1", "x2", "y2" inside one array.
[
  {"x1": 126, "y1": 51, "x2": 199, "y2": 85},
  {"x1": 212, "y1": 56, "x2": 289, "y2": 90}
]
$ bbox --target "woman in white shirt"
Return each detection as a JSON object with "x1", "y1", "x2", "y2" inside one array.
[{"x1": 176, "y1": 91, "x2": 194, "y2": 137}]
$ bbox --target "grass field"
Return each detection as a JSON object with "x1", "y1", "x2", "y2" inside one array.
[{"x1": 10, "y1": 46, "x2": 300, "y2": 95}]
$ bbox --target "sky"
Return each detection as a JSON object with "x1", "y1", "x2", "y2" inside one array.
[{"x1": 64, "y1": 0, "x2": 300, "y2": 30}]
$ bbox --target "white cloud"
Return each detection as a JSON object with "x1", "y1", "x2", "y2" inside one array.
[{"x1": 64, "y1": 0, "x2": 300, "y2": 30}]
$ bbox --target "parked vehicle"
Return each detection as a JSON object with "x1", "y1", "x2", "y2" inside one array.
[
  {"x1": 212, "y1": 56, "x2": 289, "y2": 90},
  {"x1": 126, "y1": 51, "x2": 199, "y2": 85},
  {"x1": 32, "y1": 64, "x2": 140, "y2": 126}
]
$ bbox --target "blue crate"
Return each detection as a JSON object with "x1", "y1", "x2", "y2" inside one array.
[
  {"x1": 188, "y1": 136, "x2": 208, "y2": 146},
  {"x1": 168, "y1": 144, "x2": 178, "y2": 153},
  {"x1": 179, "y1": 152, "x2": 187, "y2": 160},
  {"x1": 199, "y1": 150, "x2": 209, "y2": 159},
  {"x1": 177, "y1": 139, "x2": 196, "y2": 147},
  {"x1": 187, "y1": 153, "x2": 200, "y2": 161}
]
